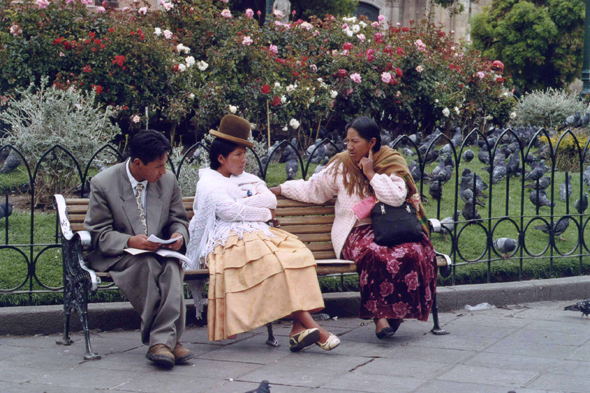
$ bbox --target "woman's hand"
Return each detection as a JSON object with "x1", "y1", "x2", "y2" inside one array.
[
  {"x1": 358, "y1": 149, "x2": 376, "y2": 180},
  {"x1": 269, "y1": 186, "x2": 281, "y2": 196}
]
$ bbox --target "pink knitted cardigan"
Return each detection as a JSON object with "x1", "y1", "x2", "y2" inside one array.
[{"x1": 281, "y1": 162, "x2": 407, "y2": 258}]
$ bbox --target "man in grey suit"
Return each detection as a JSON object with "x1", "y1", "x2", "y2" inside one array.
[{"x1": 84, "y1": 130, "x2": 193, "y2": 369}]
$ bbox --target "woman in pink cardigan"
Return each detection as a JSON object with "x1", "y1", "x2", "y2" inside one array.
[{"x1": 270, "y1": 117, "x2": 437, "y2": 339}]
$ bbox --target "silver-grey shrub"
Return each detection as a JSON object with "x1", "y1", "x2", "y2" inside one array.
[
  {"x1": 0, "y1": 77, "x2": 120, "y2": 206},
  {"x1": 516, "y1": 88, "x2": 585, "y2": 127}
]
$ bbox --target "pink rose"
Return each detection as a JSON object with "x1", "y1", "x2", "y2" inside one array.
[
  {"x1": 477, "y1": 71, "x2": 485, "y2": 79},
  {"x1": 163, "y1": 29, "x2": 173, "y2": 39},
  {"x1": 310, "y1": 64, "x2": 317, "y2": 72},
  {"x1": 313, "y1": 30, "x2": 320, "y2": 36},
  {"x1": 378, "y1": 15, "x2": 386, "y2": 23},
  {"x1": 380, "y1": 281, "x2": 394, "y2": 298},
  {"x1": 273, "y1": 9, "x2": 283, "y2": 18},
  {"x1": 269, "y1": 44, "x2": 278, "y2": 54},
  {"x1": 220, "y1": 9, "x2": 232, "y2": 18},
  {"x1": 242, "y1": 36, "x2": 253, "y2": 45},
  {"x1": 381, "y1": 72, "x2": 392, "y2": 84},
  {"x1": 80, "y1": 0, "x2": 92, "y2": 4},
  {"x1": 138, "y1": 6, "x2": 147, "y2": 14},
  {"x1": 392, "y1": 301, "x2": 408, "y2": 318},
  {"x1": 36, "y1": 0, "x2": 50, "y2": 8},
  {"x1": 405, "y1": 271, "x2": 419, "y2": 291},
  {"x1": 96, "y1": 6, "x2": 106, "y2": 13},
  {"x1": 121, "y1": 6, "x2": 129, "y2": 11},
  {"x1": 365, "y1": 299, "x2": 378, "y2": 313},
  {"x1": 245, "y1": 8, "x2": 254, "y2": 19},
  {"x1": 341, "y1": 23, "x2": 348, "y2": 30},
  {"x1": 415, "y1": 39, "x2": 426, "y2": 52},
  {"x1": 342, "y1": 49, "x2": 349, "y2": 56},
  {"x1": 350, "y1": 72, "x2": 362, "y2": 83},
  {"x1": 416, "y1": 65, "x2": 424, "y2": 73},
  {"x1": 162, "y1": 2, "x2": 173, "y2": 11},
  {"x1": 357, "y1": 33, "x2": 366, "y2": 42},
  {"x1": 371, "y1": 21, "x2": 379, "y2": 27},
  {"x1": 359, "y1": 270, "x2": 368, "y2": 287},
  {"x1": 274, "y1": 21, "x2": 283, "y2": 27},
  {"x1": 220, "y1": 0, "x2": 228, "y2": 2},
  {"x1": 386, "y1": 259, "x2": 400, "y2": 276}
]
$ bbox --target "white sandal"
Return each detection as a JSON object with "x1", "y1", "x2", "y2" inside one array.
[{"x1": 316, "y1": 334, "x2": 340, "y2": 351}]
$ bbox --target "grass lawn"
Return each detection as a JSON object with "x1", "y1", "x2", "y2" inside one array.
[{"x1": 1, "y1": 146, "x2": 589, "y2": 306}]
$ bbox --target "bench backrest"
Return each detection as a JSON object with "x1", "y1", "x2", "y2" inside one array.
[{"x1": 65, "y1": 195, "x2": 337, "y2": 260}]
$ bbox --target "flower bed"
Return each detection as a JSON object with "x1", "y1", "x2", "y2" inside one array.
[{"x1": 0, "y1": 0, "x2": 514, "y2": 140}]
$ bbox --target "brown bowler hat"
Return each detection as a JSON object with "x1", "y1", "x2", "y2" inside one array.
[{"x1": 210, "y1": 114, "x2": 254, "y2": 147}]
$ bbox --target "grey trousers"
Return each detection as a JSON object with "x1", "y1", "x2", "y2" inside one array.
[{"x1": 107, "y1": 254, "x2": 185, "y2": 349}]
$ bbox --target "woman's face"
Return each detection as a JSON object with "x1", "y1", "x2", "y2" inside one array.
[
  {"x1": 218, "y1": 146, "x2": 247, "y2": 177},
  {"x1": 346, "y1": 127, "x2": 375, "y2": 164}
]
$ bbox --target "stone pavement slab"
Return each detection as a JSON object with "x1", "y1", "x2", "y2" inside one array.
[{"x1": 1, "y1": 300, "x2": 590, "y2": 392}]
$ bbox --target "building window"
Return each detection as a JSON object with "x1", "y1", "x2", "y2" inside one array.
[{"x1": 356, "y1": 2, "x2": 379, "y2": 21}]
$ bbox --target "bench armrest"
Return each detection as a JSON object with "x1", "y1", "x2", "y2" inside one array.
[{"x1": 54, "y1": 194, "x2": 99, "y2": 293}]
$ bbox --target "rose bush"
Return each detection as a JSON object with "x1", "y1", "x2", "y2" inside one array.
[{"x1": 0, "y1": 0, "x2": 514, "y2": 143}]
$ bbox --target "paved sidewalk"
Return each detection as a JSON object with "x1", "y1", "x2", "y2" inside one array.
[{"x1": 1, "y1": 300, "x2": 589, "y2": 393}]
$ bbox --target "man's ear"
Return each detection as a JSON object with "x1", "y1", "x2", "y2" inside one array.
[
  {"x1": 132, "y1": 158, "x2": 143, "y2": 167},
  {"x1": 217, "y1": 154, "x2": 225, "y2": 166}
]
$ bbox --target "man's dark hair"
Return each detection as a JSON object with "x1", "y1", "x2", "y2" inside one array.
[
  {"x1": 209, "y1": 138, "x2": 240, "y2": 170},
  {"x1": 345, "y1": 116, "x2": 382, "y2": 153},
  {"x1": 129, "y1": 130, "x2": 171, "y2": 164}
]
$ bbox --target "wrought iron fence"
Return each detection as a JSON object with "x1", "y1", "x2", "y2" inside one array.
[{"x1": 0, "y1": 127, "x2": 589, "y2": 299}]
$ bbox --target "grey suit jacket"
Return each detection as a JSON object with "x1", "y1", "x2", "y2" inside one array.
[{"x1": 84, "y1": 162, "x2": 190, "y2": 271}]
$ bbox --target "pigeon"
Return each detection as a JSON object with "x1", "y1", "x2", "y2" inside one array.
[
  {"x1": 584, "y1": 166, "x2": 590, "y2": 187},
  {"x1": 244, "y1": 380, "x2": 271, "y2": 393},
  {"x1": 402, "y1": 147, "x2": 414, "y2": 157},
  {"x1": 581, "y1": 112, "x2": 590, "y2": 127},
  {"x1": 559, "y1": 174, "x2": 572, "y2": 202},
  {"x1": 324, "y1": 142, "x2": 337, "y2": 158},
  {"x1": 491, "y1": 165, "x2": 507, "y2": 185},
  {"x1": 459, "y1": 176, "x2": 487, "y2": 203},
  {"x1": 409, "y1": 132, "x2": 422, "y2": 145},
  {"x1": 439, "y1": 210, "x2": 460, "y2": 241},
  {"x1": 313, "y1": 156, "x2": 329, "y2": 174},
  {"x1": 524, "y1": 160, "x2": 546, "y2": 182},
  {"x1": 506, "y1": 153, "x2": 521, "y2": 177},
  {"x1": 0, "y1": 202, "x2": 13, "y2": 220},
  {"x1": 423, "y1": 149, "x2": 439, "y2": 165},
  {"x1": 524, "y1": 176, "x2": 551, "y2": 190},
  {"x1": 268, "y1": 141, "x2": 281, "y2": 163},
  {"x1": 574, "y1": 193, "x2": 588, "y2": 214},
  {"x1": 533, "y1": 217, "x2": 570, "y2": 241},
  {"x1": 279, "y1": 138, "x2": 297, "y2": 163},
  {"x1": 529, "y1": 189, "x2": 555, "y2": 208},
  {"x1": 478, "y1": 144, "x2": 491, "y2": 165},
  {"x1": 451, "y1": 127, "x2": 463, "y2": 148},
  {"x1": 462, "y1": 198, "x2": 485, "y2": 221},
  {"x1": 564, "y1": 299, "x2": 590, "y2": 317},
  {"x1": 409, "y1": 161, "x2": 430, "y2": 181},
  {"x1": 493, "y1": 237, "x2": 517, "y2": 259},
  {"x1": 429, "y1": 179, "x2": 443, "y2": 201},
  {"x1": 0, "y1": 153, "x2": 20, "y2": 174},
  {"x1": 285, "y1": 158, "x2": 298, "y2": 180},
  {"x1": 189, "y1": 146, "x2": 203, "y2": 164},
  {"x1": 441, "y1": 143, "x2": 453, "y2": 157},
  {"x1": 463, "y1": 149, "x2": 474, "y2": 163}
]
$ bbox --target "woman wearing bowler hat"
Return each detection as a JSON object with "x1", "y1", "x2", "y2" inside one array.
[{"x1": 185, "y1": 114, "x2": 340, "y2": 352}]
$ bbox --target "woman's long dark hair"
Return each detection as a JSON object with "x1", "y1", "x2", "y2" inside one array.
[{"x1": 345, "y1": 116, "x2": 382, "y2": 153}]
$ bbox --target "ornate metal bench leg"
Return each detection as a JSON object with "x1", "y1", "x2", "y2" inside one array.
[
  {"x1": 76, "y1": 281, "x2": 101, "y2": 360},
  {"x1": 56, "y1": 275, "x2": 74, "y2": 346},
  {"x1": 265, "y1": 322, "x2": 280, "y2": 347},
  {"x1": 431, "y1": 292, "x2": 449, "y2": 335}
]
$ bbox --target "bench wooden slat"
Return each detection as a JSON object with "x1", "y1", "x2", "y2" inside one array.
[
  {"x1": 306, "y1": 242, "x2": 336, "y2": 252},
  {"x1": 312, "y1": 250, "x2": 337, "y2": 259},
  {"x1": 316, "y1": 264, "x2": 356, "y2": 275},
  {"x1": 276, "y1": 207, "x2": 335, "y2": 216},
  {"x1": 278, "y1": 216, "x2": 335, "y2": 226},
  {"x1": 280, "y1": 224, "x2": 333, "y2": 234},
  {"x1": 276, "y1": 198, "x2": 336, "y2": 208},
  {"x1": 297, "y1": 233, "x2": 332, "y2": 242}
]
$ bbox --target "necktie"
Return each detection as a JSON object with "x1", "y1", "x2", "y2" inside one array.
[{"x1": 135, "y1": 183, "x2": 147, "y2": 235}]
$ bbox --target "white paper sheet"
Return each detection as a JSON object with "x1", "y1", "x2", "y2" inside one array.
[
  {"x1": 146, "y1": 234, "x2": 182, "y2": 244},
  {"x1": 124, "y1": 248, "x2": 191, "y2": 264}
]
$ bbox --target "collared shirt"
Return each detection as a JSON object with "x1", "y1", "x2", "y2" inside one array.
[{"x1": 126, "y1": 159, "x2": 148, "y2": 211}]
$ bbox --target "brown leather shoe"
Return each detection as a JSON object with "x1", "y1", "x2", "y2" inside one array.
[
  {"x1": 146, "y1": 344, "x2": 175, "y2": 369},
  {"x1": 173, "y1": 343, "x2": 195, "y2": 364}
]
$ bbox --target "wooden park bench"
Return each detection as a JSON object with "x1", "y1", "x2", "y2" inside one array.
[{"x1": 54, "y1": 194, "x2": 451, "y2": 360}]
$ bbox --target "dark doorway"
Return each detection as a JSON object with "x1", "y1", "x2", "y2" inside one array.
[{"x1": 355, "y1": 2, "x2": 379, "y2": 21}]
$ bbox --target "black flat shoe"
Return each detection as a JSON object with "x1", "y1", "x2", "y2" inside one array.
[
  {"x1": 387, "y1": 319, "x2": 403, "y2": 334},
  {"x1": 375, "y1": 326, "x2": 395, "y2": 339}
]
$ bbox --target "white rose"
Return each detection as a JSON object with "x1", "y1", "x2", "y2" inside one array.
[
  {"x1": 178, "y1": 64, "x2": 187, "y2": 72},
  {"x1": 359, "y1": 21, "x2": 367, "y2": 28},
  {"x1": 485, "y1": 115, "x2": 493, "y2": 121},
  {"x1": 330, "y1": 90, "x2": 338, "y2": 98},
  {"x1": 197, "y1": 61, "x2": 209, "y2": 71},
  {"x1": 154, "y1": 27, "x2": 162, "y2": 36},
  {"x1": 132, "y1": 115, "x2": 141, "y2": 123},
  {"x1": 186, "y1": 56, "x2": 195, "y2": 67},
  {"x1": 454, "y1": 107, "x2": 460, "y2": 115},
  {"x1": 280, "y1": 95, "x2": 286, "y2": 103},
  {"x1": 189, "y1": 93, "x2": 195, "y2": 99},
  {"x1": 351, "y1": 24, "x2": 360, "y2": 33},
  {"x1": 442, "y1": 107, "x2": 450, "y2": 117},
  {"x1": 274, "y1": 82, "x2": 281, "y2": 88},
  {"x1": 282, "y1": 126, "x2": 288, "y2": 131},
  {"x1": 346, "y1": 29, "x2": 353, "y2": 37},
  {"x1": 510, "y1": 111, "x2": 517, "y2": 119},
  {"x1": 286, "y1": 84, "x2": 295, "y2": 93},
  {"x1": 289, "y1": 119, "x2": 300, "y2": 129},
  {"x1": 229, "y1": 105, "x2": 237, "y2": 114}
]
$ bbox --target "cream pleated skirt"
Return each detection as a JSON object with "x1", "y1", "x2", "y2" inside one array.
[{"x1": 206, "y1": 227, "x2": 325, "y2": 341}]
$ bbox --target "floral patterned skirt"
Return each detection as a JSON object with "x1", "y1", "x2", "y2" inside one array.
[{"x1": 341, "y1": 225, "x2": 437, "y2": 321}]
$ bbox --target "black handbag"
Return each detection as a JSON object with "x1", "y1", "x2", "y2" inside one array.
[{"x1": 370, "y1": 200, "x2": 424, "y2": 247}]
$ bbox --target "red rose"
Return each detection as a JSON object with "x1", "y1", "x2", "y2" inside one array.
[
  {"x1": 82, "y1": 65, "x2": 91, "y2": 73},
  {"x1": 393, "y1": 27, "x2": 400, "y2": 33},
  {"x1": 496, "y1": 76, "x2": 504, "y2": 84},
  {"x1": 386, "y1": 62, "x2": 393, "y2": 70},
  {"x1": 395, "y1": 67, "x2": 403, "y2": 77},
  {"x1": 337, "y1": 69, "x2": 348, "y2": 78},
  {"x1": 130, "y1": 31, "x2": 135, "y2": 36},
  {"x1": 374, "y1": 32, "x2": 384, "y2": 43},
  {"x1": 292, "y1": 72, "x2": 300, "y2": 77},
  {"x1": 92, "y1": 47, "x2": 98, "y2": 52},
  {"x1": 342, "y1": 42, "x2": 353, "y2": 51},
  {"x1": 52, "y1": 37, "x2": 65, "y2": 45},
  {"x1": 459, "y1": 83, "x2": 464, "y2": 88},
  {"x1": 402, "y1": 27, "x2": 409, "y2": 32},
  {"x1": 112, "y1": 55, "x2": 125, "y2": 67},
  {"x1": 449, "y1": 64, "x2": 454, "y2": 69},
  {"x1": 396, "y1": 47, "x2": 403, "y2": 56},
  {"x1": 108, "y1": 28, "x2": 114, "y2": 33},
  {"x1": 261, "y1": 84, "x2": 271, "y2": 94},
  {"x1": 88, "y1": 32, "x2": 96, "y2": 38},
  {"x1": 271, "y1": 96, "x2": 281, "y2": 106},
  {"x1": 92, "y1": 85, "x2": 103, "y2": 94},
  {"x1": 63, "y1": 41, "x2": 71, "y2": 50},
  {"x1": 93, "y1": 39, "x2": 100, "y2": 45}
]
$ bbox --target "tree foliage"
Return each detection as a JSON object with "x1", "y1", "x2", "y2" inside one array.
[{"x1": 471, "y1": 0, "x2": 584, "y2": 92}]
